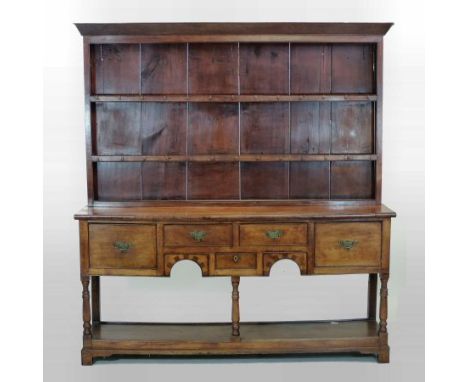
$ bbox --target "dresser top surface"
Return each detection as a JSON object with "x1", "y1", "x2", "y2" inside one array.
[
  {"x1": 75, "y1": 22, "x2": 393, "y2": 37},
  {"x1": 75, "y1": 203, "x2": 396, "y2": 221}
]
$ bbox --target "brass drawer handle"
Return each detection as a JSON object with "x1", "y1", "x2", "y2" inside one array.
[
  {"x1": 232, "y1": 255, "x2": 239, "y2": 263},
  {"x1": 113, "y1": 241, "x2": 132, "y2": 253},
  {"x1": 266, "y1": 230, "x2": 284, "y2": 240},
  {"x1": 339, "y1": 240, "x2": 358, "y2": 250},
  {"x1": 190, "y1": 230, "x2": 207, "y2": 242}
]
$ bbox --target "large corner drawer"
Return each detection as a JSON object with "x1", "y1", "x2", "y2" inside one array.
[
  {"x1": 315, "y1": 222, "x2": 381, "y2": 267},
  {"x1": 89, "y1": 224, "x2": 157, "y2": 269},
  {"x1": 163, "y1": 224, "x2": 233, "y2": 247},
  {"x1": 239, "y1": 223, "x2": 308, "y2": 246}
]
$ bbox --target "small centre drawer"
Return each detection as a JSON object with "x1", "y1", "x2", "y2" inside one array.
[
  {"x1": 89, "y1": 224, "x2": 157, "y2": 269},
  {"x1": 163, "y1": 224, "x2": 233, "y2": 247},
  {"x1": 215, "y1": 253, "x2": 257, "y2": 270},
  {"x1": 315, "y1": 222, "x2": 381, "y2": 267},
  {"x1": 239, "y1": 223, "x2": 308, "y2": 246}
]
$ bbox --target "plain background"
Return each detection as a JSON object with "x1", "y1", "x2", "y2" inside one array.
[{"x1": 43, "y1": 0, "x2": 424, "y2": 381}]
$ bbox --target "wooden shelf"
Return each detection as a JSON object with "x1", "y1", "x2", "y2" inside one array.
[
  {"x1": 91, "y1": 154, "x2": 378, "y2": 163},
  {"x1": 90, "y1": 320, "x2": 379, "y2": 356},
  {"x1": 90, "y1": 94, "x2": 377, "y2": 103}
]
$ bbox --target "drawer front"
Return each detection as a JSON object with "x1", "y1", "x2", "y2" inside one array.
[
  {"x1": 163, "y1": 224, "x2": 232, "y2": 247},
  {"x1": 89, "y1": 224, "x2": 157, "y2": 269},
  {"x1": 215, "y1": 253, "x2": 257, "y2": 270},
  {"x1": 239, "y1": 223, "x2": 308, "y2": 246},
  {"x1": 315, "y1": 222, "x2": 381, "y2": 267}
]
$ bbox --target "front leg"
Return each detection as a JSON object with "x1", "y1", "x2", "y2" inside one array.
[
  {"x1": 81, "y1": 275, "x2": 93, "y2": 365},
  {"x1": 377, "y1": 273, "x2": 389, "y2": 363},
  {"x1": 231, "y1": 276, "x2": 240, "y2": 336}
]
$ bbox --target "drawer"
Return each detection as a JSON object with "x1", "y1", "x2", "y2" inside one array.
[
  {"x1": 215, "y1": 253, "x2": 257, "y2": 270},
  {"x1": 163, "y1": 224, "x2": 232, "y2": 247},
  {"x1": 89, "y1": 224, "x2": 157, "y2": 269},
  {"x1": 315, "y1": 222, "x2": 381, "y2": 267},
  {"x1": 239, "y1": 223, "x2": 308, "y2": 246}
]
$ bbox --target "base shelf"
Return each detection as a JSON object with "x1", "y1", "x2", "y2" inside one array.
[{"x1": 84, "y1": 319, "x2": 382, "y2": 363}]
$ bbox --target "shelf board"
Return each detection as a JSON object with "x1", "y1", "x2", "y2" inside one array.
[
  {"x1": 90, "y1": 94, "x2": 377, "y2": 103},
  {"x1": 90, "y1": 320, "x2": 379, "y2": 356},
  {"x1": 91, "y1": 154, "x2": 378, "y2": 163}
]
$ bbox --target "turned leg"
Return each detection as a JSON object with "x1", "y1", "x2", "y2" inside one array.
[
  {"x1": 367, "y1": 273, "x2": 378, "y2": 320},
  {"x1": 81, "y1": 275, "x2": 93, "y2": 365},
  {"x1": 377, "y1": 273, "x2": 390, "y2": 363},
  {"x1": 91, "y1": 276, "x2": 101, "y2": 324},
  {"x1": 231, "y1": 276, "x2": 240, "y2": 336}
]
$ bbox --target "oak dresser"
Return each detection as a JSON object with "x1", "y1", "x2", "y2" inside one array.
[{"x1": 74, "y1": 22, "x2": 396, "y2": 365}]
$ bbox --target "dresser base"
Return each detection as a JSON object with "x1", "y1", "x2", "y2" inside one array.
[{"x1": 82, "y1": 319, "x2": 388, "y2": 365}]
